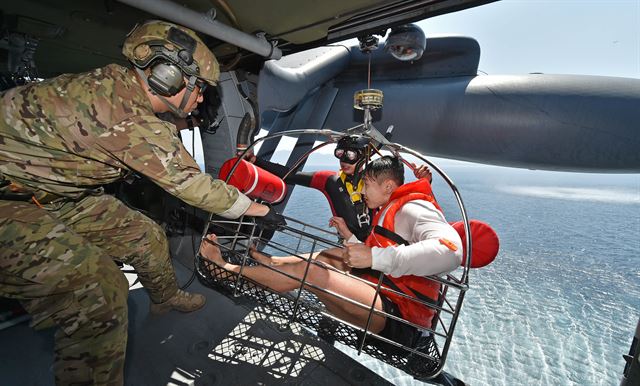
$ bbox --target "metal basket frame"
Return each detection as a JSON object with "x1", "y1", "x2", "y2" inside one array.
[{"x1": 197, "y1": 128, "x2": 472, "y2": 380}]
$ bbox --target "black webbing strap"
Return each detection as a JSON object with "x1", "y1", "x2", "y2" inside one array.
[
  {"x1": 0, "y1": 179, "x2": 32, "y2": 202},
  {"x1": 373, "y1": 225, "x2": 409, "y2": 246},
  {"x1": 371, "y1": 225, "x2": 438, "y2": 305}
]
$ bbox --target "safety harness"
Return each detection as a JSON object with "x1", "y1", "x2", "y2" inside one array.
[
  {"x1": 0, "y1": 174, "x2": 104, "y2": 208},
  {"x1": 339, "y1": 171, "x2": 370, "y2": 229}
]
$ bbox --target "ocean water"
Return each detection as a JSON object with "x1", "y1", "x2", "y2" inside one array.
[{"x1": 280, "y1": 163, "x2": 640, "y2": 386}]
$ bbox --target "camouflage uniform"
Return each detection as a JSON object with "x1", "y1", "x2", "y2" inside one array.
[
  {"x1": 0, "y1": 200, "x2": 130, "y2": 385},
  {"x1": 0, "y1": 47, "x2": 250, "y2": 385}
]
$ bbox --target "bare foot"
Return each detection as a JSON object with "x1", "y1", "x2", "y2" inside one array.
[{"x1": 200, "y1": 234, "x2": 226, "y2": 267}]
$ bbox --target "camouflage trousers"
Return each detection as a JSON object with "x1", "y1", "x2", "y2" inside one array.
[{"x1": 0, "y1": 194, "x2": 179, "y2": 385}]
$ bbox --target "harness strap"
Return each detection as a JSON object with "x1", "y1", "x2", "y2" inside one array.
[
  {"x1": 373, "y1": 225, "x2": 409, "y2": 246},
  {"x1": 0, "y1": 181, "x2": 104, "y2": 206},
  {"x1": 339, "y1": 171, "x2": 363, "y2": 203},
  {"x1": 376, "y1": 273, "x2": 437, "y2": 306},
  {"x1": 0, "y1": 178, "x2": 32, "y2": 201},
  {"x1": 0, "y1": 191, "x2": 33, "y2": 202}
]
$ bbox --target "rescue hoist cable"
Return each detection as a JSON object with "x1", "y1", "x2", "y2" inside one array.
[{"x1": 367, "y1": 50, "x2": 371, "y2": 89}]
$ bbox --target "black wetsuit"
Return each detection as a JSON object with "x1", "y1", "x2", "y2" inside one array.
[{"x1": 256, "y1": 158, "x2": 372, "y2": 241}]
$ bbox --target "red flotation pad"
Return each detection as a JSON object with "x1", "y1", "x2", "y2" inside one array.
[
  {"x1": 219, "y1": 157, "x2": 287, "y2": 204},
  {"x1": 450, "y1": 220, "x2": 499, "y2": 268}
]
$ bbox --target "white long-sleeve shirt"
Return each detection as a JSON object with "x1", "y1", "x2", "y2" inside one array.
[{"x1": 362, "y1": 200, "x2": 463, "y2": 278}]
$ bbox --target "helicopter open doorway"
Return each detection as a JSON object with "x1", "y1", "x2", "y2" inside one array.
[{"x1": 196, "y1": 123, "x2": 499, "y2": 382}]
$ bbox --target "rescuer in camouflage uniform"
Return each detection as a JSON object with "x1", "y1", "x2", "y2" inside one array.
[{"x1": 0, "y1": 20, "x2": 280, "y2": 385}]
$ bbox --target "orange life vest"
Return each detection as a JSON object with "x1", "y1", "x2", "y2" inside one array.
[{"x1": 361, "y1": 178, "x2": 442, "y2": 328}]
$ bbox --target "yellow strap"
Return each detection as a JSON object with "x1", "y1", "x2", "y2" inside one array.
[{"x1": 339, "y1": 171, "x2": 364, "y2": 202}]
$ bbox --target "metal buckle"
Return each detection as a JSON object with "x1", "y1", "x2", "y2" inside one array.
[{"x1": 356, "y1": 211, "x2": 370, "y2": 228}]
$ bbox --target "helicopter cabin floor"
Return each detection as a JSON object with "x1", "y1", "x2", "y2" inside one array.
[{"x1": 0, "y1": 258, "x2": 394, "y2": 386}]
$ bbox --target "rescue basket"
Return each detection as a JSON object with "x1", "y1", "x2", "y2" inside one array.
[{"x1": 196, "y1": 129, "x2": 497, "y2": 381}]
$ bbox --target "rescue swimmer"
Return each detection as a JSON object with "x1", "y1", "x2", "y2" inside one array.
[{"x1": 0, "y1": 20, "x2": 283, "y2": 385}]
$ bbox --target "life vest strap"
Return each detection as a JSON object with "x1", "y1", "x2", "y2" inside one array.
[
  {"x1": 380, "y1": 274, "x2": 438, "y2": 306},
  {"x1": 358, "y1": 269, "x2": 439, "y2": 307},
  {"x1": 373, "y1": 225, "x2": 409, "y2": 246}
]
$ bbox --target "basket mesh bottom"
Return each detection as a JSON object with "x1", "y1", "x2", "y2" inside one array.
[{"x1": 198, "y1": 257, "x2": 442, "y2": 379}]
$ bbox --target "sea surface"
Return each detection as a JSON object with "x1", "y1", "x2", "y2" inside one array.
[{"x1": 279, "y1": 161, "x2": 640, "y2": 386}]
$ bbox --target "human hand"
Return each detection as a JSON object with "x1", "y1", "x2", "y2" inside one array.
[
  {"x1": 342, "y1": 242, "x2": 373, "y2": 268},
  {"x1": 245, "y1": 153, "x2": 257, "y2": 163},
  {"x1": 237, "y1": 149, "x2": 257, "y2": 163},
  {"x1": 411, "y1": 163, "x2": 432, "y2": 182},
  {"x1": 329, "y1": 216, "x2": 353, "y2": 240},
  {"x1": 254, "y1": 206, "x2": 287, "y2": 230}
]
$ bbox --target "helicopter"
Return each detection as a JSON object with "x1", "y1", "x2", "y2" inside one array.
[{"x1": 0, "y1": 0, "x2": 638, "y2": 385}]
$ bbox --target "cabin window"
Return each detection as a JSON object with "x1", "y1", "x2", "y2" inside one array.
[{"x1": 180, "y1": 127, "x2": 205, "y2": 171}]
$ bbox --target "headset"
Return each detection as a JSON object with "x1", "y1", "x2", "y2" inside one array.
[
  {"x1": 146, "y1": 44, "x2": 197, "y2": 97},
  {"x1": 138, "y1": 31, "x2": 203, "y2": 117},
  {"x1": 147, "y1": 60, "x2": 187, "y2": 97},
  {"x1": 135, "y1": 26, "x2": 200, "y2": 98}
]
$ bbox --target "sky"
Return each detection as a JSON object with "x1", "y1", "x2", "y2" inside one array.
[
  {"x1": 420, "y1": 0, "x2": 640, "y2": 79},
  {"x1": 184, "y1": 0, "x2": 640, "y2": 167}
]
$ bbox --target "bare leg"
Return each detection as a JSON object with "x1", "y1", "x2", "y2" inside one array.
[
  {"x1": 314, "y1": 249, "x2": 350, "y2": 271},
  {"x1": 250, "y1": 246, "x2": 347, "y2": 270},
  {"x1": 267, "y1": 254, "x2": 307, "y2": 266},
  {"x1": 200, "y1": 234, "x2": 385, "y2": 332}
]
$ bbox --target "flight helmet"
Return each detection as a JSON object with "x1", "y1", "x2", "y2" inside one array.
[{"x1": 123, "y1": 20, "x2": 219, "y2": 117}]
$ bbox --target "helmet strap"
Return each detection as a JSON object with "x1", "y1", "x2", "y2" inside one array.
[{"x1": 178, "y1": 75, "x2": 198, "y2": 112}]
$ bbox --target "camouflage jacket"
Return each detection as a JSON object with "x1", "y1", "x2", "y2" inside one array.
[{"x1": 0, "y1": 64, "x2": 250, "y2": 218}]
